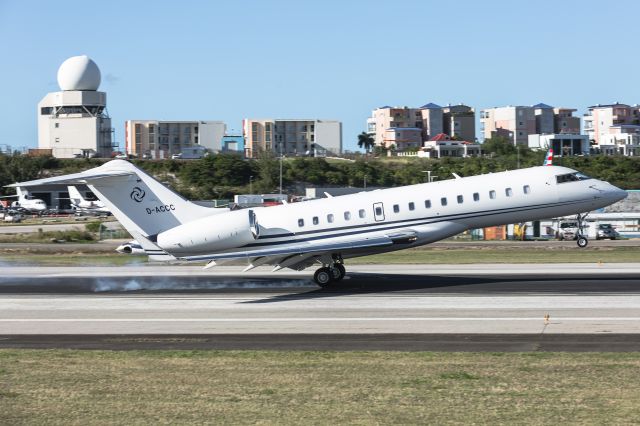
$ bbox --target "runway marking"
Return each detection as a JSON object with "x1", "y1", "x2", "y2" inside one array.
[{"x1": 2, "y1": 317, "x2": 640, "y2": 322}]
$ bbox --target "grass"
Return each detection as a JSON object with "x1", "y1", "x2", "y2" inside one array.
[
  {"x1": 1, "y1": 350, "x2": 640, "y2": 424},
  {"x1": 348, "y1": 246, "x2": 640, "y2": 264},
  {"x1": 0, "y1": 228, "x2": 96, "y2": 244},
  {"x1": 0, "y1": 245, "x2": 638, "y2": 266},
  {"x1": 0, "y1": 253, "x2": 146, "y2": 266}
]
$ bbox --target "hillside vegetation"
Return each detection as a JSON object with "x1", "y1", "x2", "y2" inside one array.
[{"x1": 1, "y1": 149, "x2": 639, "y2": 200}]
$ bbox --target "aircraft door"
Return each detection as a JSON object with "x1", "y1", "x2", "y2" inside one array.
[{"x1": 373, "y1": 202, "x2": 385, "y2": 222}]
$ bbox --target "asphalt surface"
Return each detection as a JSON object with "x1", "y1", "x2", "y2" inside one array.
[
  {"x1": 0, "y1": 264, "x2": 639, "y2": 351},
  {"x1": 2, "y1": 334, "x2": 640, "y2": 352}
]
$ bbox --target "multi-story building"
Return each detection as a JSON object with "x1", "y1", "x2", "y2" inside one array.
[
  {"x1": 38, "y1": 55, "x2": 115, "y2": 158},
  {"x1": 243, "y1": 119, "x2": 342, "y2": 158},
  {"x1": 528, "y1": 133, "x2": 590, "y2": 156},
  {"x1": 481, "y1": 103, "x2": 581, "y2": 146},
  {"x1": 367, "y1": 103, "x2": 475, "y2": 149},
  {"x1": 583, "y1": 103, "x2": 640, "y2": 155},
  {"x1": 480, "y1": 106, "x2": 536, "y2": 145},
  {"x1": 124, "y1": 120, "x2": 226, "y2": 159}
]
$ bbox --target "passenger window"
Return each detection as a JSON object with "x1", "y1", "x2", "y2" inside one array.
[
  {"x1": 393, "y1": 204, "x2": 400, "y2": 213},
  {"x1": 506, "y1": 188, "x2": 513, "y2": 197},
  {"x1": 425, "y1": 200, "x2": 431, "y2": 208},
  {"x1": 358, "y1": 209, "x2": 366, "y2": 218},
  {"x1": 375, "y1": 207, "x2": 382, "y2": 216},
  {"x1": 327, "y1": 214, "x2": 334, "y2": 223},
  {"x1": 473, "y1": 193, "x2": 480, "y2": 201},
  {"x1": 298, "y1": 218, "x2": 304, "y2": 227},
  {"x1": 523, "y1": 185, "x2": 531, "y2": 194},
  {"x1": 441, "y1": 197, "x2": 447, "y2": 206},
  {"x1": 408, "y1": 202, "x2": 415, "y2": 211},
  {"x1": 312, "y1": 216, "x2": 319, "y2": 225},
  {"x1": 489, "y1": 190, "x2": 496, "y2": 199},
  {"x1": 457, "y1": 195, "x2": 463, "y2": 204},
  {"x1": 344, "y1": 211, "x2": 351, "y2": 220}
]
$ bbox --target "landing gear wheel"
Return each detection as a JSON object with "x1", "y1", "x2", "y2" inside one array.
[
  {"x1": 577, "y1": 237, "x2": 588, "y2": 248},
  {"x1": 331, "y1": 264, "x2": 346, "y2": 281},
  {"x1": 314, "y1": 267, "x2": 333, "y2": 288}
]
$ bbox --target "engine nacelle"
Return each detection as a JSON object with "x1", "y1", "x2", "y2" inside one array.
[{"x1": 157, "y1": 209, "x2": 258, "y2": 253}]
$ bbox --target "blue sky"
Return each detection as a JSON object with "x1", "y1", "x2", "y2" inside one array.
[{"x1": 0, "y1": 0, "x2": 638, "y2": 152}]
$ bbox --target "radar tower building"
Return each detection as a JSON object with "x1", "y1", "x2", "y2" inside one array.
[{"x1": 37, "y1": 55, "x2": 114, "y2": 158}]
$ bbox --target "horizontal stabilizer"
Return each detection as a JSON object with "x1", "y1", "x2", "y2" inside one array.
[{"x1": 130, "y1": 231, "x2": 176, "y2": 262}]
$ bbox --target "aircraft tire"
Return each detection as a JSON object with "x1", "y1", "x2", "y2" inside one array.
[
  {"x1": 577, "y1": 237, "x2": 588, "y2": 248},
  {"x1": 331, "y1": 264, "x2": 346, "y2": 281},
  {"x1": 314, "y1": 267, "x2": 334, "y2": 288}
]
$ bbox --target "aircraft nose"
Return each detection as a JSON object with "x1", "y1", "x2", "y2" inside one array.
[{"x1": 602, "y1": 182, "x2": 627, "y2": 203}]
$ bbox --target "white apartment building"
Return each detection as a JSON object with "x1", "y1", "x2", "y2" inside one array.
[
  {"x1": 367, "y1": 103, "x2": 475, "y2": 150},
  {"x1": 481, "y1": 103, "x2": 581, "y2": 147},
  {"x1": 243, "y1": 119, "x2": 342, "y2": 158},
  {"x1": 38, "y1": 55, "x2": 114, "y2": 158},
  {"x1": 124, "y1": 120, "x2": 226, "y2": 159},
  {"x1": 528, "y1": 134, "x2": 590, "y2": 156},
  {"x1": 583, "y1": 103, "x2": 640, "y2": 155}
]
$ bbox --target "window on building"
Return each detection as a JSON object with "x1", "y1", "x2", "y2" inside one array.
[
  {"x1": 457, "y1": 195, "x2": 464, "y2": 204},
  {"x1": 54, "y1": 122, "x2": 59, "y2": 128},
  {"x1": 441, "y1": 197, "x2": 447, "y2": 206},
  {"x1": 393, "y1": 204, "x2": 400, "y2": 213},
  {"x1": 489, "y1": 190, "x2": 496, "y2": 199},
  {"x1": 344, "y1": 211, "x2": 351, "y2": 220},
  {"x1": 359, "y1": 209, "x2": 366, "y2": 218},
  {"x1": 425, "y1": 200, "x2": 431, "y2": 208},
  {"x1": 473, "y1": 193, "x2": 480, "y2": 201},
  {"x1": 327, "y1": 214, "x2": 334, "y2": 223},
  {"x1": 408, "y1": 202, "x2": 415, "y2": 211},
  {"x1": 54, "y1": 137, "x2": 60, "y2": 143},
  {"x1": 40, "y1": 107, "x2": 53, "y2": 115},
  {"x1": 312, "y1": 216, "x2": 319, "y2": 225},
  {"x1": 523, "y1": 185, "x2": 531, "y2": 194},
  {"x1": 298, "y1": 219, "x2": 304, "y2": 227},
  {"x1": 506, "y1": 188, "x2": 513, "y2": 197}
]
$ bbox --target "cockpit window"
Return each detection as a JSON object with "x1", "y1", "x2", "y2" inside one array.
[{"x1": 556, "y1": 172, "x2": 592, "y2": 184}]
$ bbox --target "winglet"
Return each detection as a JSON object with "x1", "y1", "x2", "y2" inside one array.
[{"x1": 543, "y1": 148, "x2": 554, "y2": 166}]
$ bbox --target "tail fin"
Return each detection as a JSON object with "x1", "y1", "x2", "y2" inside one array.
[
  {"x1": 543, "y1": 148, "x2": 553, "y2": 166},
  {"x1": 8, "y1": 160, "x2": 223, "y2": 237},
  {"x1": 67, "y1": 185, "x2": 84, "y2": 205}
]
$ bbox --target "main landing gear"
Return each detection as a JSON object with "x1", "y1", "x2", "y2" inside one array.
[
  {"x1": 313, "y1": 259, "x2": 346, "y2": 288},
  {"x1": 576, "y1": 213, "x2": 589, "y2": 249}
]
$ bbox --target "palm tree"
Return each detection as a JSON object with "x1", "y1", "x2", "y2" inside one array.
[{"x1": 357, "y1": 132, "x2": 375, "y2": 153}]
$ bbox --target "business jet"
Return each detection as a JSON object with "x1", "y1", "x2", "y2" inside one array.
[
  {"x1": 9, "y1": 159, "x2": 626, "y2": 287},
  {"x1": 115, "y1": 240, "x2": 144, "y2": 255},
  {"x1": 0, "y1": 187, "x2": 47, "y2": 213},
  {"x1": 67, "y1": 185, "x2": 110, "y2": 215}
]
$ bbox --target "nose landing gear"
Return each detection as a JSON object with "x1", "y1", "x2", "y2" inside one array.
[{"x1": 576, "y1": 213, "x2": 589, "y2": 248}]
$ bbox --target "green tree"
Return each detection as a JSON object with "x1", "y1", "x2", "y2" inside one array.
[
  {"x1": 357, "y1": 132, "x2": 375, "y2": 153},
  {"x1": 481, "y1": 136, "x2": 516, "y2": 155}
]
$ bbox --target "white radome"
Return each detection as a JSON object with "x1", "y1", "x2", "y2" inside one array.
[{"x1": 57, "y1": 55, "x2": 101, "y2": 91}]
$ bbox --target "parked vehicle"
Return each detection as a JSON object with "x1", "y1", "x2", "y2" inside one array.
[{"x1": 596, "y1": 223, "x2": 619, "y2": 240}]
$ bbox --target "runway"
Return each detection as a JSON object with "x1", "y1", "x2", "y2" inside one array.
[{"x1": 0, "y1": 264, "x2": 639, "y2": 350}]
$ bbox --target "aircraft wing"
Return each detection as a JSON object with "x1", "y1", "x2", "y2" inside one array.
[
  {"x1": 180, "y1": 230, "x2": 418, "y2": 271},
  {"x1": 5, "y1": 170, "x2": 134, "y2": 187}
]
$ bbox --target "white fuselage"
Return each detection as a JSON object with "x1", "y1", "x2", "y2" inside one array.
[{"x1": 156, "y1": 166, "x2": 626, "y2": 259}]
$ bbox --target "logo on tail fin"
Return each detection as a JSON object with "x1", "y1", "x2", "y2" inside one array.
[
  {"x1": 543, "y1": 148, "x2": 553, "y2": 166},
  {"x1": 130, "y1": 187, "x2": 146, "y2": 202}
]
